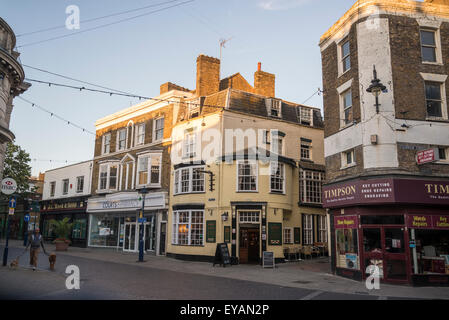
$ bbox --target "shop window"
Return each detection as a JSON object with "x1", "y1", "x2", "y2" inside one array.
[
  {"x1": 363, "y1": 228, "x2": 382, "y2": 253},
  {"x1": 411, "y1": 229, "x2": 449, "y2": 275},
  {"x1": 385, "y1": 228, "x2": 405, "y2": 254},
  {"x1": 336, "y1": 228, "x2": 359, "y2": 270},
  {"x1": 72, "y1": 218, "x2": 87, "y2": 239},
  {"x1": 172, "y1": 210, "x2": 204, "y2": 246},
  {"x1": 88, "y1": 215, "x2": 120, "y2": 247}
]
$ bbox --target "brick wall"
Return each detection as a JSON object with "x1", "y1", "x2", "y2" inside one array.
[
  {"x1": 321, "y1": 23, "x2": 361, "y2": 139},
  {"x1": 397, "y1": 142, "x2": 449, "y2": 176},
  {"x1": 254, "y1": 70, "x2": 275, "y2": 97},
  {"x1": 389, "y1": 15, "x2": 449, "y2": 121},
  {"x1": 196, "y1": 55, "x2": 220, "y2": 97},
  {"x1": 325, "y1": 145, "x2": 364, "y2": 182}
]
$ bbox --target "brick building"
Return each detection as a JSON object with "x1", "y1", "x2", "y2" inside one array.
[
  {"x1": 167, "y1": 55, "x2": 327, "y2": 264},
  {"x1": 86, "y1": 80, "x2": 195, "y2": 255},
  {"x1": 320, "y1": 0, "x2": 449, "y2": 286}
]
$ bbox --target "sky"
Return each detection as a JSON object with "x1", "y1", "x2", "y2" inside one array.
[{"x1": 2, "y1": 0, "x2": 356, "y2": 175}]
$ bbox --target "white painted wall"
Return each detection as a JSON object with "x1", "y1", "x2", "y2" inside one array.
[{"x1": 42, "y1": 160, "x2": 93, "y2": 200}]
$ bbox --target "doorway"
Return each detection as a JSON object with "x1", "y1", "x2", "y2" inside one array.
[
  {"x1": 124, "y1": 223, "x2": 137, "y2": 252},
  {"x1": 362, "y1": 226, "x2": 408, "y2": 283},
  {"x1": 124, "y1": 222, "x2": 153, "y2": 252},
  {"x1": 239, "y1": 228, "x2": 260, "y2": 264}
]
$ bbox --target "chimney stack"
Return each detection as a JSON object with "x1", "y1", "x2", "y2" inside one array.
[
  {"x1": 254, "y1": 63, "x2": 275, "y2": 97},
  {"x1": 196, "y1": 54, "x2": 220, "y2": 97}
]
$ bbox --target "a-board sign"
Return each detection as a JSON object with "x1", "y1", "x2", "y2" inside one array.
[
  {"x1": 213, "y1": 243, "x2": 231, "y2": 267},
  {"x1": 263, "y1": 251, "x2": 275, "y2": 268}
]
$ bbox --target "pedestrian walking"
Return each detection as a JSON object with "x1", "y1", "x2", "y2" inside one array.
[{"x1": 25, "y1": 228, "x2": 48, "y2": 271}]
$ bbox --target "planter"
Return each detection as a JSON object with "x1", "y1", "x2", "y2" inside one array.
[{"x1": 54, "y1": 239, "x2": 70, "y2": 251}]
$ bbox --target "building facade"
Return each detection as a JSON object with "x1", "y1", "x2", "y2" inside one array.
[
  {"x1": 40, "y1": 161, "x2": 92, "y2": 247},
  {"x1": 167, "y1": 55, "x2": 327, "y2": 264},
  {"x1": 86, "y1": 86, "x2": 195, "y2": 255},
  {"x1": 320, "y1": 0, "x2": 449, "y2": 285},
  {"x1": 0, "y1": 18, "x2": 30, "y2": 179}
]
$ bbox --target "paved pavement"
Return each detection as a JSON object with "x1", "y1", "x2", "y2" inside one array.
[{"x1": 0, "y1": 240, "x2": 448, "y2": 300}]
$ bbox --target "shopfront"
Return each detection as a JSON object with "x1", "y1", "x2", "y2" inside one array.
[
  {"x1": 325, "y1": 178, "x2": 449, "y2": 286},
  {"x1": 40, "y1": 197, "x2": 89, "y2": 248},
  {"x1": 86, "y1": 191, "x2": 168, "y2": 256}
]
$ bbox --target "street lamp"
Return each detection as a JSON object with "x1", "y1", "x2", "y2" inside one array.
[
  {"x1": 137, "y1": 188, "x2": 149, "y2": 263},
  {"x1": 366, "y1": 65, "x2": 387, "y2": 114}
]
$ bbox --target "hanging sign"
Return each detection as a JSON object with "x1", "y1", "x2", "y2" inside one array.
[{"x1": 1, "y1": 178, "x2": 17, "y2": 195}]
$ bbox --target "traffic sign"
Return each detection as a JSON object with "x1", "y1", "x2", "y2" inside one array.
[
  {"x1": 8, "y1": 197, "x2": 16, "y2": 209},
  {"x1": 1, "y1": 178, "x2": 17, "y2": 195},
  {"x1": 8, "y1": 208, "x2": 14, "y2": 215},
  {"x1": 138, "y1": 218, "x2": 147, "y2": 223},
  {"x1": 24, "y1": 214, "x2": 30, "y2": 222}
]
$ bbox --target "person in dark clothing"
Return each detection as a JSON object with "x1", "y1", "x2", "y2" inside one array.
[{"x1": 25, "y1": 228, "x2": 48, "y2": 270}]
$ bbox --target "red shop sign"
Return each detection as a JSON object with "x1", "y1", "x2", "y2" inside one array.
[
  {"x1": 407, "y1": 215, "x2": 449, "y2": 229},
  {"x1": 334, "y1": 215, "x2": 359, "y2": 229}
]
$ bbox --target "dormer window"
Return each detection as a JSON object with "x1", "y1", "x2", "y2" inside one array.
[
  {"x1": 188, "y1": 100, "x2": 200, "y2": 119},
  {"x1": 266, "y1": 99, "x2": 282, "y2": 118},
  {"x1": 297, "y1": 107, "x2": 312, "y2": 126}
]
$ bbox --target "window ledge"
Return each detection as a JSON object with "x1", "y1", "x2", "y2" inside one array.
[
  {"x1": 435, "y1": 161, "x2": 449, "y2": 165},
  {"x1": 339, "y1": 123, "x2": 355, "y2": 131},
  {"x1": 236, "y1": 190, "x2": 259, "y2": 193},
  {"x1": 340, "y1": 163, "x2": 357, "y2": 170},
  {"x1": 422, "y1": 61, "x2": 444, "y2": 66},
  {"x1": 270, "y1": 191, "x2": 285, "y2": 195},
  {"x1": 338, "y1": 68, "x2": 351, "y2": 78},
  {"x1": 96, "y1": 189, "x2": 114, "y2": 194},
  {"x1": 174, "y1": 191, "x2": 206, "y2": 196},
  {"x1": 425, "y1": 117, "x2": 449, "y2": 122}
]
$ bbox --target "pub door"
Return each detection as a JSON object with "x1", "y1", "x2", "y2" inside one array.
[
  {"x1": 239, "y1": 227, "x2": 260, "y2": 264},
  {"x1": 362, "y1": 226, "x2": 409, "y2": 283}
]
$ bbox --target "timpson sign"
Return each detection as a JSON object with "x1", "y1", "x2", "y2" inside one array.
[{"x1": 323, "y1": 178, "x2": 449, "y2": 208}]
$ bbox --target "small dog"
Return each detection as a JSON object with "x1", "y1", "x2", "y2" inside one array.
[
  {"x1": 48, "y1": 253, "x2": 56, "y2": 271},
  {"x1": 9, "y1": 258, "x2": 19, "y2": 269}
]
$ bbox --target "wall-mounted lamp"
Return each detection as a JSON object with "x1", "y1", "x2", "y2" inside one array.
[
  {"x1": 221, "y1": 212, "x2": 229, "y2": 222},
  {"x1": 366, "y1": 65, "x2": 387, "y2": 114}
]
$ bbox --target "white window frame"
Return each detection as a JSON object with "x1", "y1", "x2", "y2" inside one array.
[
  {"x1": 50, "y1": 181, "x2": 56, "y2": 197},
  {"x1": 297, "y1": 106, "x2": 313, "y2": 126},
  {"x1": 300, "y1": 140, "x2": 312, "y2": 160},
  {"x1": 300, "y1": 169, "x2": 325, "y2": 204},
  {"x1": 337, "y1": 37, "x2": 351, "y2": 76},
  {"x1": 303, "y1": 214, "x2": 313, "y2": 246},
  {"x1": 420, "y1": 74, "x2": 448, "y2": 120},
  {"x1": 76, "y1": 176, "x2": 84, "y2": 193},
  {"x1": 236, "y1": 160, "x2": 258, "y2": 192},
  {"x1": 266, "y1": 99, "x2": 282, "y2": 118},
  {"x1": 183, "y1": 130, "x2": 197, "y2": 159},
  {"x1": 188, "y1": 101, "x2": 200, "y2": 119},
  {"x1": 239, "y1": 211, "x2": 260, "y2": 224},
  {"x1": 102, "y1": 133, "x2": 111, "y2": 155},
  {"x1": 318, "y1": 215, "x2": 328, "y2": 243},
  {"x1": 98, "y1": 162, "x2": 119, "y2": 192},
  {"x1": 173, "y1": 165, "x2": 205, "y2": 195},
  {"x1": 283, "y1": 227, "x2": 293, "y2": 244},
  {"x1": 62, "y1": 179, "x2": 69, "y2": 195},
  {"x1": 136, "y1": 153, "x2": 162, "y2": 187},
  {"x1": 117, "y1": 129, "x2": 127, "y2": 151},
  {"x1": 270, "y1": 131, "x2": 284, "y2": 156},
  {"x1": 341, "y1": 149, "x2": 356, "y2": 169},
  {"x1": 337, "y1": 79, "x2": 354, "y2": 128},
  {"x1": 153, "y1": 117, "x2": 165, "y2": 142},
  {"x1": 270, "y1": 162, "x2": 285, "y2": 194},
  {"x1": 172, "y1": 210, "x2": 205, "y2": 246},
  {"x1": 135, "y1": 123, "x2": 145, "y2": 146},
  {"x1": 420, "y1": 28, "x2": 443, "y2": 65}
]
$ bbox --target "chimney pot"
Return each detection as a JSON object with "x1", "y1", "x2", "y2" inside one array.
[{"x1": 258, "y1": 62, "x2": 262, "y2": 72}]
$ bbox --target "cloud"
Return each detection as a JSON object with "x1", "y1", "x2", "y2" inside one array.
[{"x1": 258, "y1": 0, "x2": 311, "y2": 11}]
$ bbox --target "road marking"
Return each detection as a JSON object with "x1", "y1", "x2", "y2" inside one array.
[{"x1": 300, "y1": 290, "x2": 323, "y2": 300}]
